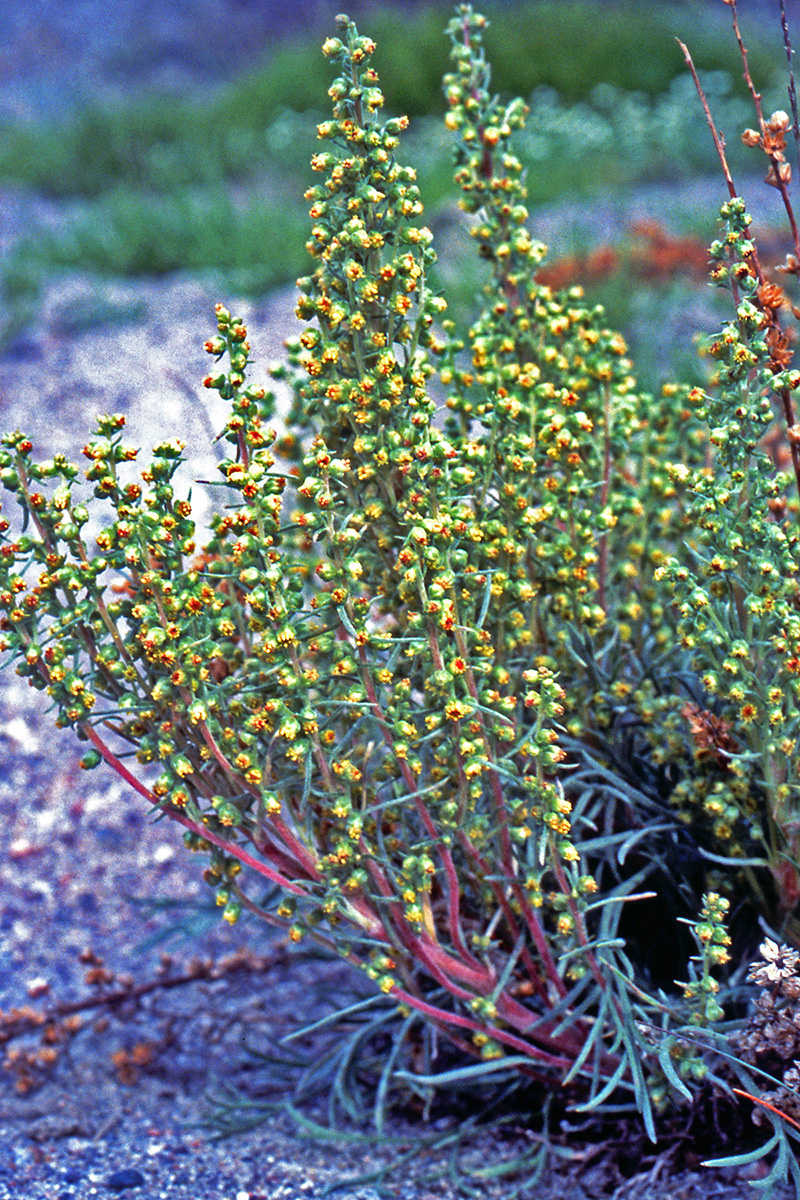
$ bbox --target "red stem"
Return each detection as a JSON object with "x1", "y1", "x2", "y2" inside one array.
[
  {"x1": 355, "y1": 641, "x2": 484, "y2": 970},
  {"x1": 456, "y1": 829, "x2": 567, "y2": 1001},
  {"x1": 388, "y1": 981, "x2": 580, "y2": 1072},
  {"x1": 80, "y1": 723, "x2": 311, "y2": 898}
]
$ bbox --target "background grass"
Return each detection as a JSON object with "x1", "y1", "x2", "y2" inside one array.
[
  {"x1": 0, "y1": 0, "x2": 787, "y2": 385},
  {"x1": 0, "y1": 0, "x2": 778, "y2": 198}
]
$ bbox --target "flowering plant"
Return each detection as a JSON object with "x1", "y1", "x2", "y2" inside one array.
[{"x1": 3, "y1": 0, "x2": 800, "y2": 1183}]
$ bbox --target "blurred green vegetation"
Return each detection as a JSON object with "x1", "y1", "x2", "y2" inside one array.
[
  {"x1": 0, "y1": 0, "x2": 784, "y2": 378},
  {"x1": 0, "y1": 0, "x2": 777, "y2": 196},
  {"x1": 0, "y1": 1, "x2": 778, "y2": 198}
]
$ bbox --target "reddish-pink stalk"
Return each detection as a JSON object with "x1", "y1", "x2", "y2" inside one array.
[
  {"x1": 448, "y1": 619, "x2": 519, "y2": 885},
  {"x1": 732, "y1": 1087, "x2": 800, "y2": 1133},
  {"x1": 448, "y1": 739, "x2": 548, "y2": 995},
  {"x1": 677, "y1": 41, "x2": 737, "y2": 202},
  {"x1": 725, "y1": 0, "x2": 800, "y2": 507},
  {"x1": 398, "y1": 621, "x2": 487, "y2": 969},
  {"x1": 417, "y1": 935, "x2": 496, "y2": 995},
  {"x1": 360, "y1": 853, "x2": 496, "y2": 1000},
  {"x1": 235, "y1": 425, "x2": 250, "y2": 472},
  {"x1": 77, "y1": 715, "x2": 596, "y2": 1064},
  {"x1": 79, "y1": 722, "x2": 312, "y2": 898},
  {"x1": 196, "y1": 715, "x2": 249, "y2": 784},
  {"x1": 425, "y1": 618, "x2": 446, "y2": 673},
  {"x1": 355, "y1": 640, "x2": 485, "y2": 971},
  {"x1": 289, "y1": 642, "x2": 338, "y2": 794},
  {"x1": 511, "y1": 884, "x2": 569, "y2": 993},
  {"x1": 727, "y1": 0, "x2": 800, "y2": 261},
  {"x1": 388, "y1": 980, "x2": 578, "y2": 1072},
  {"x1": 194, "y1": 715, "x2": 322, "y2": 880},
  {"x1": 456, "y1": 691, "x2": 567, "y2": 1001},
  {"x1": 781, "y1": 0, "x2": 800, "y2": 182},
  {"x1": 356, "y1": 850, "x2": 592, "y2": 1063},
  {"x1": 250, "y1": 825, "x2": 318, "y2": 883},
  {"x1": 261, "y1": 809, "x2": 321, "y2": 879},
  {"x1": 456, "y1": 828, "x2": 567, "y2": 1001},
  {"x1": 420, "y1": 807, "x2": 484, "y2": 971}
]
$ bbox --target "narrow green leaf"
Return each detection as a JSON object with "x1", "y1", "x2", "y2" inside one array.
[
  {"x1": 281, "y1": 994, "x2": 388, "y2": 1042},
  {"x1": 394, "y1": 1055, "x2": 536, "y2": 1087},
  {"x1": 656, "y1": 1034, "x2": 692, "y2": 1102},
  {"x1": 374, "y1": 1013, "x2": 416, "y2": 1135},
  {"x1": 573, "y1": 1037, "x2": 630, "y2": 1109},
  {"x1": 703, "y1": 1130, "x2": 780, "y2": 1168},
  {"x1": 562, "y1": 987, "x2": 612, "y2": 1085}
]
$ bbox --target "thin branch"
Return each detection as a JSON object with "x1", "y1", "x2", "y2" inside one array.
[
  {"x1": 0, "y1": 946, "x2": 291, "y2": 1046},
  {"x1": 681, "y1": 33, "x2": 800, "y2": 511},
  {"x1": 781, "y1": 0, "x2": 800, "y2": 185},
  {"x1": 80, "y1": 723, "x2": 314, "y2": 899},
  {"x1": 677, "y1": 40, "x2": 737, "y2": 200},
  {"x1": 729, "y1": 0, "x2": 800, "y2": 269},
  {"x1": 727, "y1": 0, "x2": 765, "y2": 127}
]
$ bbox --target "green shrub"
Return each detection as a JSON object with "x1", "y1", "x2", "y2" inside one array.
[{"x1": 2, "y1": 1, "x2": 800, "y2": 1187}]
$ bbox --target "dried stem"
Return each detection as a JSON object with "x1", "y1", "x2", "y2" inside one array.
[
  {"x1": 677, "y1": 40, "x2": 737, "y2": 201},
  {"x1": 728, "y1": 0, "x2": 800, "y2": 266},
  {"x1": 681, "y1": 33, "x2": 800, "y2": 510},
  {"x1": 0, "y1": 946, "x2": 292, "y2": 1047},
  {"x1": 781, "y1": 0, "x2": 800, "y2": 184}
]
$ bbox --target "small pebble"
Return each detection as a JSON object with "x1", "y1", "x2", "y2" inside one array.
[
  {"x1": 8, "y1": 837, "x2": 39, "y2": 859},
  {"x1": 106, "y1": 1167, "x2": 146, "y2": 1190}
]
